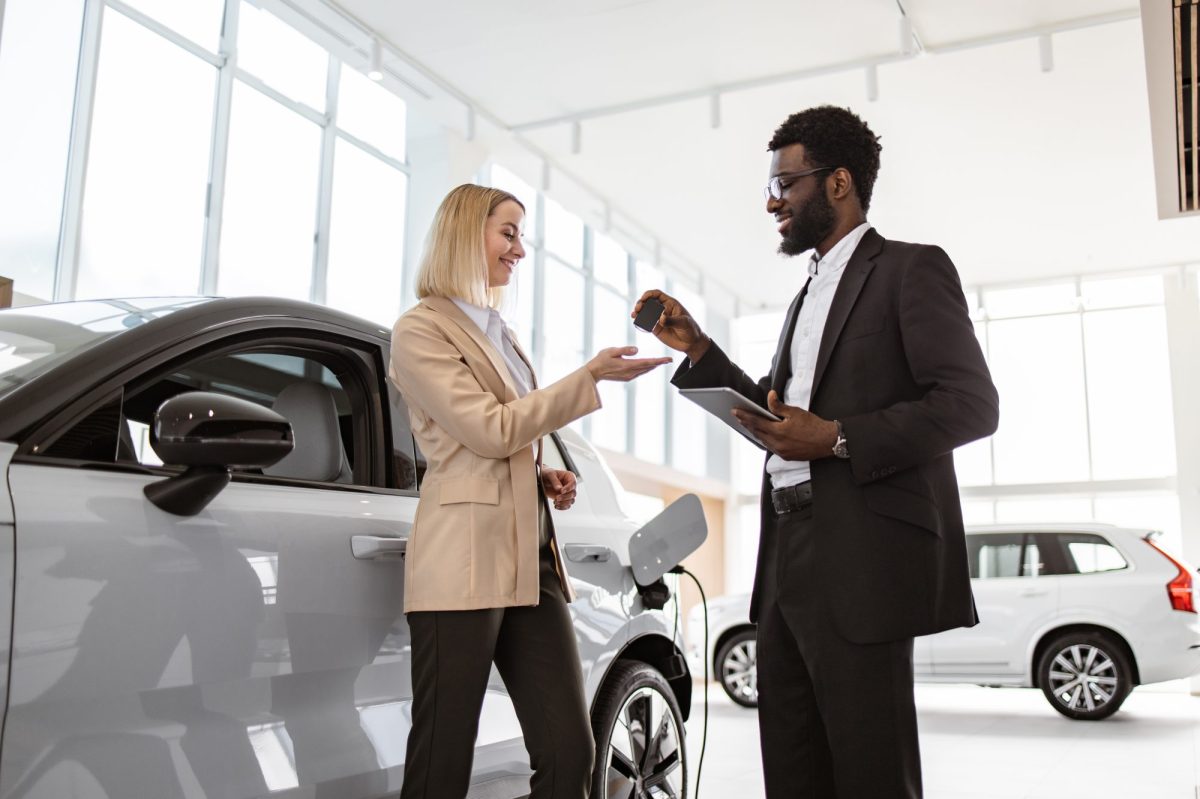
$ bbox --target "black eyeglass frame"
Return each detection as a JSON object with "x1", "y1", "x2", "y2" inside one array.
[{"x1": 763, "y1": 166, "x2": 836, "y2": 201}]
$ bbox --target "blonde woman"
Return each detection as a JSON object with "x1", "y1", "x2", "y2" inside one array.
[{"x1": 390, "y1": 184, "x2": 670, "y2": 799}]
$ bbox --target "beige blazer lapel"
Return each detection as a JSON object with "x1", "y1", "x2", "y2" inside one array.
[{"x1": 420, "y1": 296, "x2": 519, "y2": 402}]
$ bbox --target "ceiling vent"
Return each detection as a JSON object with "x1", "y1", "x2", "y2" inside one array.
[{"x1": 1143, "y1": 0, "x2": 1200, "y2": 217}]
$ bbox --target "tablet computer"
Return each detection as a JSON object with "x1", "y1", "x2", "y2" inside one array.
[{"x1": 679, "y1": 387, "x2": 781, "y2": 450}]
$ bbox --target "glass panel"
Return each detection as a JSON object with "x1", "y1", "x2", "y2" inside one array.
[
  {"x1": 953, "y1": 438, "x2": 993, "y2": 487},
  {"x1": 635, "y1": 260, "x2": 665, "y2": 302},
  {"x1": 325, "y1": 139, "x2": 407, "y2": 325},
  {"x1": 76, "y1": 11, "x2": 214, "y2": 299},
  {"x1": 388, "y1": 386, "x2": 418, "y2": 490},
  {"x1": 591, "y1": 287, "x2": 630, "y2": 452},
  {"x1": 1081, "y1": 275, "x2": 1163, "y2": 310},
  {"x1": 592, "y1": 231, "x2": 628, "y2": 293},
  {"x1": 988, "y1": 315, "x2": 1090, "y2": 484},
  {"x1": 1084, "y1": 307, "x2": 1176, "y2": 479},
  {"x1": 236, "y1": 2, "x2": 327, "y2": 112},
  {"x1": 633, "y1": 349, "x2": 667, "y2": 464},
  {"x1": 1093, "y1": 493, "x2": 1183, "y2": 560},
  {"x1": 0, "y1": 0, "x2": 85, "y2": 301},
  {"x1": 960, "y1": 499, "x2": 995, "y2": 526},
  {"x1": 336, "y1": 64, "x2": 406, "y2": 162},
  {"x1": 218, "y1": 82, "x2": 322, "y2": 300},
  {"x1": 121, "y1": 0, "x2": 224, "y2": 51},
  {"x1": 490, "y1": 164, "x2": 538, "y2": 235},
  {"x1": 1059, "y1": 534, "x2": 1127, "y2": 574},
  {"x1": 968, "y1": 533, "x2": 1025, "y2": 579},
  {"x1": 542, "y1": 258, "x2": 585, "y2": 397},
  {"x1": 544, "y1": 197, "x2": 583, "y2": 266},
  {"x1": 993, "y1": 496, "x2": 1093, "y2": 523},
  {"x1": 983, "y1": 282, "x2": 1078, "y2": 319},
  {"x1": 671, "y1": 282, "x2": 706, "y2": 473}
]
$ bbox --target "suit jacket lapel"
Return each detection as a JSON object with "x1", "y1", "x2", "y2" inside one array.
[
  {"x1": 811, "y1": 228, "x2": 882, "y2": 398},
  {"x1": 771, "y1": 285, "x2": 807, "y2": 395},
  {"x1": 420, "y1": 296, "x2": 519, "y2": 401}
]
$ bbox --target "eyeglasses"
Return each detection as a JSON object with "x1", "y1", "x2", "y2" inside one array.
[{"x1": 763, "y1": 166, "x2": 835, "y2": 201}]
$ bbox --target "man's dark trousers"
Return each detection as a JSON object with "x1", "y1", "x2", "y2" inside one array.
[{"x1": 757, "y1": 501, "x2": 921, "y2": 798}]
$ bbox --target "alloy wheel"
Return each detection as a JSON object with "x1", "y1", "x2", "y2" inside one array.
[
  {"x1": 1046, "y1": 643, "x2": 1120, "y2": 713},
  {"x1": 602, "y1": 685, "x2": 686, "y2": 799},
  {"x1": 721, "y1": 639, "x2": 757, "y2": 705}
]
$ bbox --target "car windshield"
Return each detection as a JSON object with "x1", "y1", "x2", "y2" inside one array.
[{"x1": 0, "y1": 298, "x2": 210, "y2": 400}]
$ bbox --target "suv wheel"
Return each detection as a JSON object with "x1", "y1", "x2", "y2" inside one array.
[
  {"x1": 715, "y1": 628, "x2": 759, "y2": 708},
  {"x1": 591, "y1": 660, "x2": 687, "y2": 799},
  {"x1": 1036, "y1": 631, "x2": 1134, "y2": 721}
]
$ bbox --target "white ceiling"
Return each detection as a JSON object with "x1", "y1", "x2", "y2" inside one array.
[{"x1": 332, "y1": 0, "x2": 1197, "y2": 310}]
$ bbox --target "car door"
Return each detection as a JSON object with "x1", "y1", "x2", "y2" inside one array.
[
  {"x1": 930, "y1": 532, "x2": 1060, "y2": 680},
  {"x1": 1, "y1": 333, "x2": 417, "y2": 799}
]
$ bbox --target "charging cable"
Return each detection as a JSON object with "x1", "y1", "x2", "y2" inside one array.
[{"x1": 670, "y1": 564, "x2": 708, "y2": 799}]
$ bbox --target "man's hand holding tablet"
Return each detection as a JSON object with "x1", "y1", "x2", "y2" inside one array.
[{"x1": 732, "y1": 390, "x2": 840, "y2": 461}]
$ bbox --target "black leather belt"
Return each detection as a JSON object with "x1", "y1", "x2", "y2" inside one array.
[{"x1": 771, "y1": 481, "x2": 813, "y2": 514}]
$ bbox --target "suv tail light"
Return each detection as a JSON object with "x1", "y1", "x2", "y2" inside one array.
[{"x1": 1145, "y1": 537, "x2": 1196, "y2": 614}]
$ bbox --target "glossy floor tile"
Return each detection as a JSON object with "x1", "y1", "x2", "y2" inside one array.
[{"x1": 684, "y1": 680, "x2": 1200, "y2": 798}]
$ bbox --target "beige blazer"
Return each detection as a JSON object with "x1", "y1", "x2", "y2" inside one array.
[{"x1": 389, "y1": 296, "x2": 601, "y2": 612}]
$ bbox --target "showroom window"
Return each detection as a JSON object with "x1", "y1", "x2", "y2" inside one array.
[
  {"x1": 76, "y1": 8, "x2": 216, "y2": 299},
  {"x1": 958, "y1": 274, "x2": 1176, "y2": 487},
  {"x1": 7, "y1": 0, "x2": 410, "y2": 325},
  {"x1": 0, "y1": 0, "x2": 86, "y2": 301}
]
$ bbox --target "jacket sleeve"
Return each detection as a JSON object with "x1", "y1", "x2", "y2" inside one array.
[
  {"x1": 391, "y1": 318, "x2": 601, "y2": 460},
  {"x1": 671, "y1": 340, "x2": 771, "y2": 405},
  {"x1": 841, "y1": 246, "x2": 999, "y2": 484}
]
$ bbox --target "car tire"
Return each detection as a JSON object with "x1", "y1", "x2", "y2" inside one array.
[
  {"x1": 715, "y1": 628, "x2": 759, "y2": 708},
  {"x1": 590, "y1": 660, "x2": 688, "y2": 799},
  {"x1": 1036, "y1": 631, "x2": 1134, "y2": 721}
]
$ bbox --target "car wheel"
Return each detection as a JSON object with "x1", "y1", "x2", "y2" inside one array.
[
  {"x1": 715, "y1": 628, "x2": 759, "y2": 708},
  {"x1": 591, "y1": 660, "x2": 688, "y2": 799},
  {"x1": 1036, "y1": 631, "x2": 1134, "y2": 721}
]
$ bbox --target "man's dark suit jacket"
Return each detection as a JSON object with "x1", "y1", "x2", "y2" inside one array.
[{"x1": 673, "y1": 228, "x2": 999, "y2": 644}]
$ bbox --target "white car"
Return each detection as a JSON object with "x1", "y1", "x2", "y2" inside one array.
[
  {"x1": 688, "y1": 523, "x2": 1200, "y2": 720},
  {"x1": 0, "y1": 297, "x2": 693, "y2": 799}
]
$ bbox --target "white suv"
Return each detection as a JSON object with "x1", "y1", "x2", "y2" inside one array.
[{"x1": 688, "y1": 524, "x2": 1200, "y2": 720}]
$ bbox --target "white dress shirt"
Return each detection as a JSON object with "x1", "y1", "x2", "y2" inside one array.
[
  {"x1": 451, "y1": 298, "x2": 533, "y2": 398},
  {"x1": 766, "y1": 223, "x2": 872, "y2": 489}
]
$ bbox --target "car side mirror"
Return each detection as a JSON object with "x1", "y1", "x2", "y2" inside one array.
[{"x1": 143, "y1": 391, "x2": 294, "y2": 516}]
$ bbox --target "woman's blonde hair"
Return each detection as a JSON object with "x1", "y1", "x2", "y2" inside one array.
[{"x1": 415, "y1": 184, "x2": 525, "y2": 309}]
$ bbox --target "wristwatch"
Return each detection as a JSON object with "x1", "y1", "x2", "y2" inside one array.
[{"x1": 832, "y1": 420, "x2": 850, "y2": 459}]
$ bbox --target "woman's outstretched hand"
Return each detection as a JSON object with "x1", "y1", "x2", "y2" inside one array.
[{"x1": 586, "y1": 346, "x2": 673, "y2": 382}]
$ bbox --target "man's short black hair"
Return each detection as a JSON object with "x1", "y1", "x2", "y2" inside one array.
[{"x1": 768, "y1": 106, "x2": 883, "y2": 212}]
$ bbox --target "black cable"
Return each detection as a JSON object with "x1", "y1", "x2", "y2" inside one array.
[{"x1": 671, "y1": 565, "x2": 708, "y2": 799}]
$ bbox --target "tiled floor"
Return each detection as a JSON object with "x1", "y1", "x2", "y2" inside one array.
[{"x1": 684, "y1": 680, "x2": 1200, "y2": 798}]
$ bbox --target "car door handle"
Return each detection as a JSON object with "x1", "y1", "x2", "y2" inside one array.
[
  {"x1": 1019, "y1": 587, "x2": 1050, "y2": 597},
  {"x1": 563, "y1": 544, "x2": 612, "y2": 563},
  {"x1": 351, "y1": 535, "x2": 408, "y2": 560}
]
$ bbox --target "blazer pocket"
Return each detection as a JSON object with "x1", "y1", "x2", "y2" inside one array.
[
  {"x1": 863, "y1": 481, "x2": 941, "y2": 537},
  {"x1": 841, "y1": 319, "x2": 885, "y2": 342},
  {"x1": 438, "y1": 476, "x2": 501, "y2": 505}
]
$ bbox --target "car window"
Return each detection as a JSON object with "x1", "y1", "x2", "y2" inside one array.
[
  {"x1": 121, "y1": 350, "x2": 360, "y2": 484},
  {"x1": 40, "y1": 342, "x2": 382, "y2": 489},
  {"x1": 1054, "y1": 533, "x2": 1128, "y2": 575},
  {"x1": 968, "y1": 533, "x2": 1044, "y2": 578},
  {"x1": 385, "y1": 381, "x2": 419, "y2": 491}
]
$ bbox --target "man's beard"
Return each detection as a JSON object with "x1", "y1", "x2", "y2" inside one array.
[{"x1": 779, "y1": 189, "x2": 836, "y2": 257}]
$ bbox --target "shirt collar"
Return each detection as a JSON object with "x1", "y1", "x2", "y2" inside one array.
[
  {"x1": 451, "y1": 298, "x2": 499, "y2": 338},
  {"x1": 810, "y1": 222, "x2": 872, "y2": 277}
]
